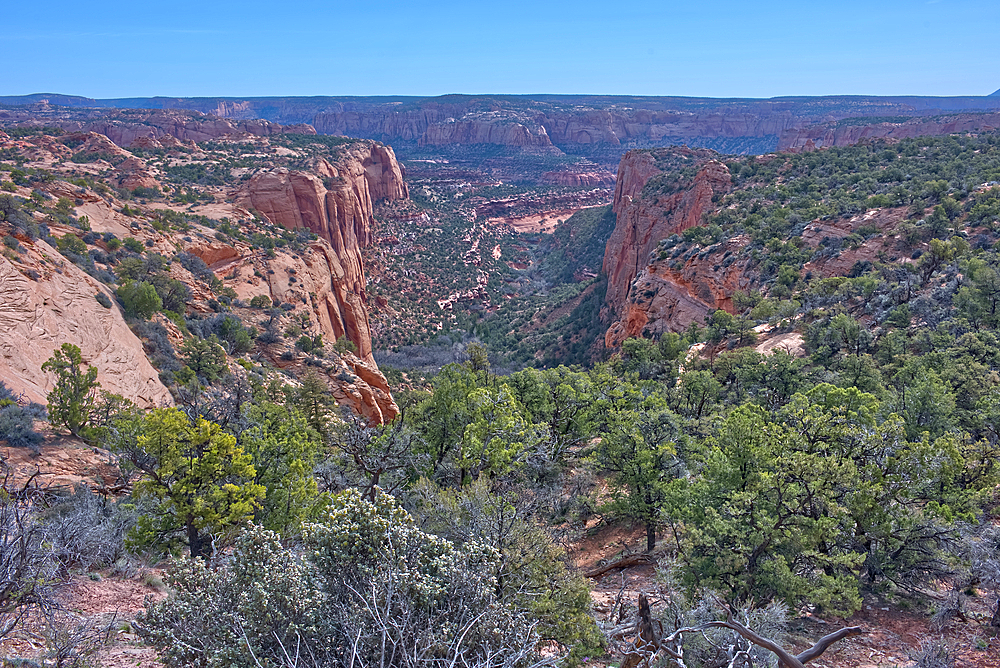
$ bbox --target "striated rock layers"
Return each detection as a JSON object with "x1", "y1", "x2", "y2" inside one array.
[
  {"x1": 602, "y1": 150, "x2": 734, "y2": 347},
  {"x1": 235, "y1": 142, "x2": 407, "y2": 363},
  {"x1": 604, "y1": 236, "x2": 753, "y2": 348},
  {"x1": 419, "y1": 119, "x2": 556, "y2": 150},
  {"x1": 178, "y1": 238, "x2": 400, "y2": 424},
  {"x1": 0, "y1": 241, "x2": 173, "y2": 408},
  {"x1": 51, "y1": 109, "x2": 315, "y2": 148},
  {"x1": 778, "y1": 112, "x2": 1000, "y2": 152},
  {"x1": 314, "y1": 106, "x2": 801, "y2": 152}
]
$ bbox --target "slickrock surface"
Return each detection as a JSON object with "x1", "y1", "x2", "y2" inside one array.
[{"x1": 0, "y1": 241, "x2": 172, "y2": 407}]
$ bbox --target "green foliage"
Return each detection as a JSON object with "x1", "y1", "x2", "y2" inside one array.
[
  {"x1": 122, "y1": 237, "x2": 144, "y2": 253},
  {"x1": 116, "y1": 280, "x2": 162, "y2": 320},
  {"x1": 0, "y1": 381, "x2": 46, "y2": 450},
  {"x1": 238, "y1": 402, "x2": 324, "y2": 535},
  {"x1": 591, "y1": 374, "x2": 683, "y2": 551},
  {"x1": 109, "y1": 408, "x2": 263, "y2": 560},
  {"x1": 667, "y1": 384, "x2": 988, "y2": 616},
  {"x1": 54, "y1": 234, "x2": 86, "y2": 256},
  {"x1": 537, "y1": 204, "x2": 617, "y2": 284},
  {"x1": 415, "y1": 479, "x2": 604, "y2": 664},
  {"x1": 94, "y1": 292, "x2": 111, "y2": 309},
  {"x1": 295, "y1": 371, "x2": 336, "y2": 435},
  {"x1": 247, "y1": 294, "x2": 271, "y2": 309},
  {"x1": 41, "y1": 343, "x2": 99, "y2": 437},
  {"x1": 140, "y1": 489, "x2": 546, "y2": 667},
  {"x1": 331, "y1": 335, "x2": 357, "y2": 354},
  {"x1": 178, "y1": 336, "x2": 228, "y2": 383}
]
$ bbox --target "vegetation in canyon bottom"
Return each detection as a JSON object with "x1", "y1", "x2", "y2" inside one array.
[{"x1": 1, "y1": 128, "x2": 1000, "y2": 666}]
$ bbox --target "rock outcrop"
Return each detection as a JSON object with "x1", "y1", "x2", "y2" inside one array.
[
  {"x1": 177, "y1": 237, "x2": 399, "y2": 423},
  {"x1": 112, "y1": 156, "x2": 160, "y2": 191},
  {"x1": 603, "y1": 150, "x2": 731, "y2": 323},
  {"x1": 235, "y1": 141, "x2": 408, "y2": 363},
  {"x1": 0, "y1": 240, "x2": 173, "y2": 408},
  {"x1": 604, "y1": 236, "x2": 752, "y2": 348},
  {"x1": 419, "y1": 119, "x2": 556, "y2": 150},
  {"x1": 541, "y1": 169, "x2": 617, "y2": 187}
]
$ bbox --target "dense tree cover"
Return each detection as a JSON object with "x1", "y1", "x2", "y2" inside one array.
[{"x1": 139, "y1": 490, "x2": 555, "y2": 668}]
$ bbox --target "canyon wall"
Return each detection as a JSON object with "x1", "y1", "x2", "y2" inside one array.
[
  {"x1": 778, "y1": 112, "x2": 1000, "y2": 152},
  {"x1": 313, "y1": 106, "x2": 800, "y2": 152},
  {"x1": 603, "y1": 150, "x2": 731, "y2": 319},
  {"x1": 235, "y1": 141, "x2": 408, "y2": 364},
  {"x1": 1, "y1": 108, "x2": 315, "y2": 147}
]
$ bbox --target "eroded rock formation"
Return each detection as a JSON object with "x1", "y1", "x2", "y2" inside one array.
[
  {"x1": 777, "y1": 112, "x2": 1000, "y2": 152},
  {"x1": 604, "y1": 236, "x2": 752, "y2": 348},
  {"x1": 603, "y1": 150, "x2": 732, "y2": 321},
  {"x1": 235, "y1": 141, "x2": 407, "y2": 365},
  {"x1": 0, "y1": 241, "x2": 173, "y2": 408}
]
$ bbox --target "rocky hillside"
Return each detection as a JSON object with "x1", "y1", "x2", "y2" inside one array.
[
  {"x1": 600, "y1": 132, "x2": 1000, "y2": 349},
  {"x1": 602, "y1": 148, "x2": 731, "y2": 330},
  {"x1": 778, "y1": 111, "x2": 1000, "y2": 152},
  {"x1": 0, "y1": 127, "x2": 406, "y2": 423}
]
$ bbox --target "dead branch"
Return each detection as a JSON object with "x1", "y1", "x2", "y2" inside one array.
[
  {"x1": 617, "y1": 593, "x2": 864, "y2": 668},
  {"x1": 585, "y1": 553, "x2": 654, "y2": 579}
]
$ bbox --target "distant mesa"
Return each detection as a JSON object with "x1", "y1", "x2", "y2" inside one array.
[
  {"x1": 991, "y1": 88, "x2": 1000, "y2": 97},
  {"x1": 5, "y1": 93, "x2": 1000, "y2": 165}
]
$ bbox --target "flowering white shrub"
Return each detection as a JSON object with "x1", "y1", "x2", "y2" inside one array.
[{"x1": 139, "y1": 488, "x2": 550, "y2": 667}]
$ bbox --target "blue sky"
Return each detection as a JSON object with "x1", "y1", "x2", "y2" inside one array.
[{"x1": 3, "y1": 0, "x2": 998, "y2": 98}]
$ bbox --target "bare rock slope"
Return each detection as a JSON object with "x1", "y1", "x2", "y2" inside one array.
[{"x1": 0, "y1": 242, "x2": 172, "y2": 407}]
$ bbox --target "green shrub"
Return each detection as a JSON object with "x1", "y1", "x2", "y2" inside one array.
[
  {"x1": 55, "y1": 234, "x2": 87, "y2": 256},
  {"x1": 116, "y1": 280, "x2": 162, "y2": 320},
  {"x1": 138, "y1": 489, "x2": 546, "y2": 668},
  {"x1": 122, "y1": 237, "x2": 144, "y2": 253},
  {"x1": 248, "y1": 294, "x2": 272, "y2": 309}
]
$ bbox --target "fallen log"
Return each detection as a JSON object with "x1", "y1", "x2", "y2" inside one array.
[{"x1": 585, "y1": 553, "x2": 654, "y2": 578}]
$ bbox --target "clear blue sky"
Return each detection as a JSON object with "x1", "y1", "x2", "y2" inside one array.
[{"x1": 3, "y1": 0, "x2": 998, "y2": 99}]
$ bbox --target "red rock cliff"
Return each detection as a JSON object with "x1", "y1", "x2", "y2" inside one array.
[
  {"x1": 63, "y1": 109, "x2": 316, "y2": 147},
  {"x1": 602, "y1": 150, "x2": 731, "y2": 324},
  {"x1": 236, "y1": 141, "x2": 407, "y2": 363},
  {"x1": 777, "y1": 112, "x2": 1000, "y2": 152}
]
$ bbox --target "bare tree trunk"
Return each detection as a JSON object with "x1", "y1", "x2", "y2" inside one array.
[{"x1": 617, "y1": 593, "x2": 864, "y2": 668}]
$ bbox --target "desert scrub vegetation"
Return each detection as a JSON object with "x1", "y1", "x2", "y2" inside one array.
[{"x1": 138, "y1": 488, "x2": 591, "y2": 668}]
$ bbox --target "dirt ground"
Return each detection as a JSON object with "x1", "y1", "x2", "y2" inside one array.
[
  {"x1": 0, "y1": 572, "x2": 166, "y2": 667},
  {"x1": 573, "y1": 522, "x2": 1000, "y2": 668}
]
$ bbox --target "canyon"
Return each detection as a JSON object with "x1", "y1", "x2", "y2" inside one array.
[{"x1": 0, "y1": 128, "x2": 405, "y2": 423}]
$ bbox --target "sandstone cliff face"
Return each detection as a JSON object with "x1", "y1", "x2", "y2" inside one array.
[
  {"x1": 777, "y1": 112, "x2": 1000, "y2": 152},
  {"x1": 419, "y1": 119, "x2": 556, "y2": 150},
  {"x1": 0, "y1": 240, "x2": 173, "y2": 408},
  {"x1": 602, "y1": 150, "x2": 731, "y2": 324},
  {"x1": 59, "y1": 109, "x2": 316, "y2": 148},
  {"x1": 539, "y1": 109, "x2": 800, "y2": 147},
  {"x1": 604, "y1": 236, "x2": 752, "y2": 348},
  {"x1": 178, "y1": 238, "x2": 399, "y2": 424},
  {"x1": 313, "y1": 109, "x2": 448, "y2": 142},
  {"x1": 540, "y1": 169, "x2": 616, "y2": 187},
  {"x1": 235, "y1": 141, "x2": 407, "y2": 363}
]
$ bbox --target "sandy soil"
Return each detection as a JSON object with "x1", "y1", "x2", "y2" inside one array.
[{"x1": 487, "y1": 205, "x2": 601, "y2": 234}]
